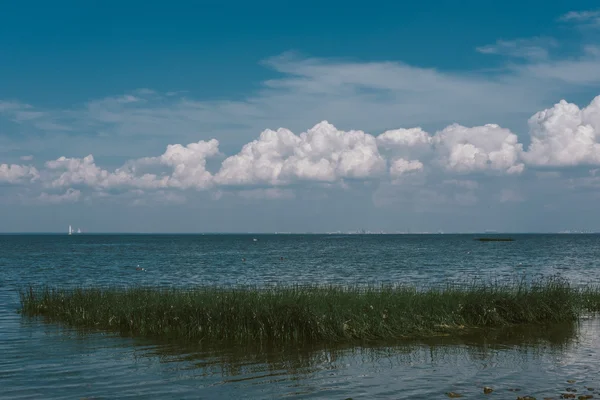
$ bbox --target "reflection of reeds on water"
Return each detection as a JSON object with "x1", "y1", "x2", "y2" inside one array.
[
  {"x1": 132, "y1": 320, "x2": 580, "y2": 380},
  {"x1": 19, "y1": 276, "x2": 600, "y2": 346}
]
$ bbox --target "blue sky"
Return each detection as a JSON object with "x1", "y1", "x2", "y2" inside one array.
[
  {"x1": 1, "y1": 0, "x2": 594, "y2": 104},
  {"x1": 2, "y1": 1, "x2": 600, "y2": 232}
]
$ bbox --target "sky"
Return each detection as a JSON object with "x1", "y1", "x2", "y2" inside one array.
[{"x1": 2, "y1": 0, "x2": 600, "y2": 233}]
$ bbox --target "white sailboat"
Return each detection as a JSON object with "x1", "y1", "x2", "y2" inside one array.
[
  {"x1": 68, "y1": 225, "x2": 73, "y2": 235},
  {"x1": 77, "y1": 228, "x2": 81, "y2": 234}
]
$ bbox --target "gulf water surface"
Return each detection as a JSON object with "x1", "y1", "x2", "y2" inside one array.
[{"x1": 2, "y1": 234, "x2": 600, "y2": 399}]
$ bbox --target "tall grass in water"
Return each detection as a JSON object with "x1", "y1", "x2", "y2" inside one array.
[{"x1": 19, "y1": 278, "x2": 600, "y2": 345}]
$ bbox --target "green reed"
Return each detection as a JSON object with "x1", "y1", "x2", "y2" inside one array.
[{"x1": 19, "y1": 277, "x2": 600, "y2": 345}]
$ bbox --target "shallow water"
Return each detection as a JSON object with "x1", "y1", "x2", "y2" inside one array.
[{"x1": 2, "y1": 234, "x2": 600, "y2": 398}]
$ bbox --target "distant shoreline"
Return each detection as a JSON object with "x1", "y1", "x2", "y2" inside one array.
[{"x1": 1, "y1": 232, "x2": 600, "y2": 235}]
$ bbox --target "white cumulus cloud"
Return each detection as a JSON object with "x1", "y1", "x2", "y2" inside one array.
[
  {"x1": 0, "y1": 164, "x2": 39, "y2": 184},
  {"x1": 389, "y1": 159, "x2": 424, "y2": 177},
  {"x1": 44, "y1": 154, "x2": 167, "y2": 190},
  {"x1": 432, "y1": 123, "x2": 525, "y2": 174},
  {"x1": 523, "y1": 95, "x2": 600, "y2": 166},
  {"x1": 139, "y1": 138, "x2": 220, "y2": 189},
  {"x1": 215, "y1": 121, "x2": 386, "y2": 186},
  {"x1": 44, "y1": 139, "x2": 220, "y2": 191},
  {"x1": 377, "y1": 127, "x2": 432, "y2": 148}
]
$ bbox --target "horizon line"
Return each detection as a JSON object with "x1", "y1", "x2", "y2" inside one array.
[{"x1": 0, "y1": 231, "x2": 599, "y2": 235}]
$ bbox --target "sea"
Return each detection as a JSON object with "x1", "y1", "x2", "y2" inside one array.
[{"x1": 1, "y1": 233, "x2": 600, "y2": 399}]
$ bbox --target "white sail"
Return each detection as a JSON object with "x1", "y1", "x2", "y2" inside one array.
[
  {"x1": 68, "y1": 225, "x2": 72, "y2": 235},
  {"x1": 77, "y1": 228, "x2": 81, "y2": 234}
]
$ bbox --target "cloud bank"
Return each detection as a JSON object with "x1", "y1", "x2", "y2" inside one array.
[{"x1": 2, "y1": 94, "x2": 600, "y2": 204}]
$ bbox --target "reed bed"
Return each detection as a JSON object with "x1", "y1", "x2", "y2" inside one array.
[{"x1": 19, "y1": 278, "x2": 600, "y2": 345}]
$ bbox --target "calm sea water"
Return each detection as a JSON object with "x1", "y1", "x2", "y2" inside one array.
[{"x1": 2, "y1": 234, "x2": 600, "y2": 399}]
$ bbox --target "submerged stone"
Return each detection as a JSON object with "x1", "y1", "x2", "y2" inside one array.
[{"x1": 483, "y1": 387, "x2": 493, "y2": 394}]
